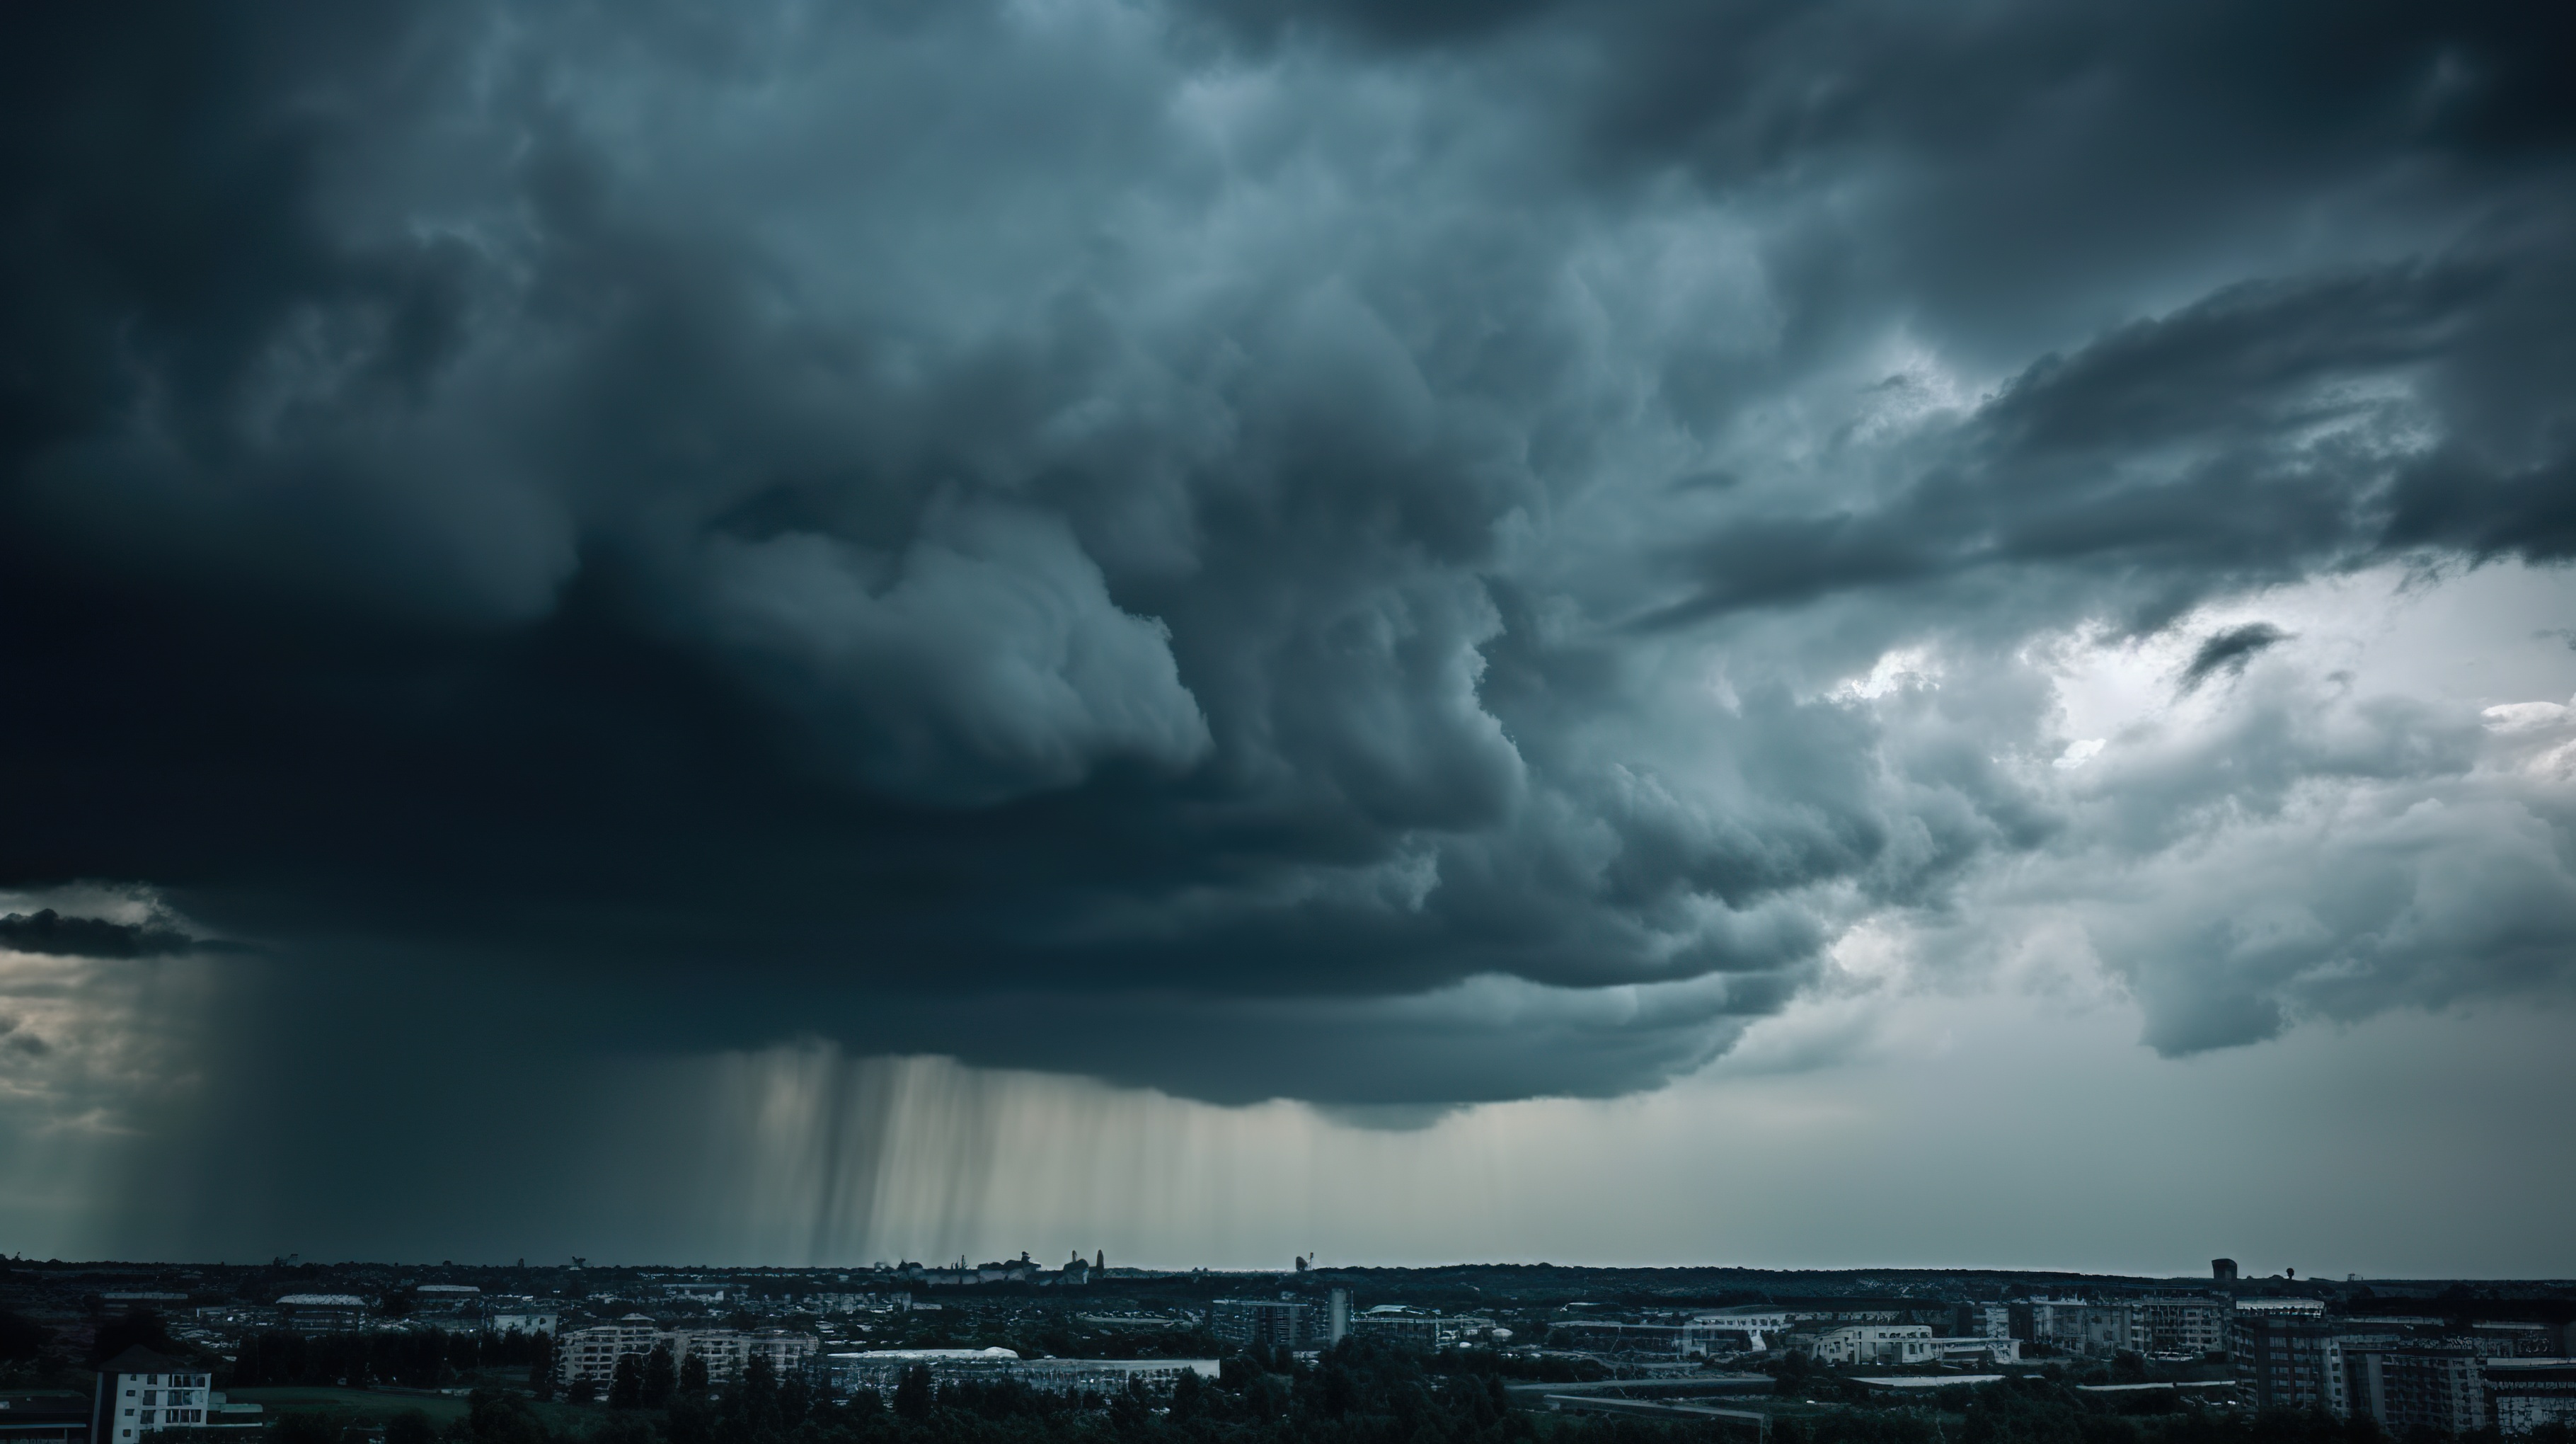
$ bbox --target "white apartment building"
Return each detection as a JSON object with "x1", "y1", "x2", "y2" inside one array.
[
  {"x1": 2127, "y1": 1298, "x2": 2231, "y2": 1356},
  {"x1": 2028, "y1": 1301, "x2": 2132, "y2": 1356},
  {"x1": 1965, "y1": 1305, "x2": 2013, "y2": 1341},
  {"x1": 556, "y1": 1317, "x2": 819, "y2": 1392},
  {"x1": 2487, "y1": 1360, "x2": 2576, "y2": 1435},
  {"x1": 1688, "y1": 1310, "x2": 1791, "y2": 1353},
  {"x1": 560, "y1": 1315, "x2": 667, "y2": 1390},
  {"x1": 92, "y1": 1348, "x2": 212, "y2": 1441},
  {"x1": 2020, "y1": 1297, "x2": 2232, "y2": 1358},
  {"x1": 1803, "y1": 1326, "x2": 1940, "y2": 1366}
]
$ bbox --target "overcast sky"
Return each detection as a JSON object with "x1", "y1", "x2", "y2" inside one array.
[{"x1": 4, "y1": 0, "x2": 2573, "y2": 1271}]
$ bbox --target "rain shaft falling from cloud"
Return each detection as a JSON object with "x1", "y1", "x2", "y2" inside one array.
[{"x1": 2, "y1": 0, "x2": 2576, "y2": 1261}]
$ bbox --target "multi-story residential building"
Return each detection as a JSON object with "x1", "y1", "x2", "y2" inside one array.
[
  {"x1": 2471, "y1": 1325, "x2": 2562, "y2": 1358},
  {"x1": 91, "y1": 1348, "x2": 213, "y2": 1443},
  {"x1": 2233, "y1": 1307, "x2": 2338, "y2": 1412},
  {"x1": 559, "y1": 1314, "x2": 667, "y2": 1392},
  {"x1": 1211, "y1": 1299, "x2": 1323, "y2": 1350},
  {"x1": 2127, "y1": 1297, "x2": 2231, "y2": 1356},
  {"x1": 2355, "y1": 1348, "x2": 2486, "y2": 1435},
  {"x1": 731, "y1": 1330, "x2": 819, "y2": 1382},
  {"x1": 1346, "y1": 1311, "x2": 1496, "y2": 1351},
  {"x1": 1689, "y1": 1310, "x2": 1792, "y2": 1353},
  {"x1": 2486, "y1": 1359, "x2": 2576, "y2": 1435},
  {"x1": 2025, "y1": 1302, "x2": 2130, "y2": 1357},
  {"x1": 556, "y1": 1317, "x2": 818, "y2": 1394},
  {"x1": 1957, "y1": 1305, "x2": 2013, "y2": 1343},
  {"x1": 1801, "y1": 1326, "x2": 1940, "y2": 1366}
]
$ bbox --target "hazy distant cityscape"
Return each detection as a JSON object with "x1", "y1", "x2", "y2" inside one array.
[{"x1": 6, "y1": 1254, "x2": 2575, "y2": 1444}]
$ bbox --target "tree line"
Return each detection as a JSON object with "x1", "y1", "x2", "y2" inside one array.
[{"x1": 229, "y1": 1327, "x2": 552, "y2": 1389}]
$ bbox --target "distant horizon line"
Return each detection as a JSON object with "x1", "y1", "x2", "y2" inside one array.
[{"x1": 14, "y1": 1256, "x2": 2566, "y2": 1284}]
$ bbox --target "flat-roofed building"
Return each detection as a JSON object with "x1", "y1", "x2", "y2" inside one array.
[
  {"x1": 1691, "y1": 1309, "x2": 1792, "y2": 1353},
  {"x1": 1211, "y1": 1300, "x2": 1320, "y2": 1351},
  {"x1": 1801, "y1": 1326, "x2": 1940, "y2": 1367},
  {"x1": 91, "y1": 1348, "x2": 212, "y2": 1443},
  {"x1": 824, "y1": 1349, "x2": 1215, "y2": 1399},
  {"x1": 557, "y1": 1318, "x2": 817, "y2": 1393},
  {"x1": 2472, "y1": 1325, "x2": 2561, "y2": 1358},
  {"x1": 2233, "y1": 1310, "x2": 2336, "y2": 1412},
  {"x1": 1958, "y1": 1305, "x2": 2013, "y2": 1343},
  {"x1": 558, "y1": 1315, "x2": 665, "y2": 1393},
  {"x1": 2486, "y1": 1360, "x2": 2576, "y2": 1435},
  {"x1": 1348, "y1": 1312, "x2": 1497, "y2": 1351},
  {"x1": 2357, "y1": 1348, "x2": 2485, "y2": 1435},
  {"x1": 2129, "y1": 1297, "x2": 2231, "y2": 1356},
  {"x1": 0, "y1": 1392, "x2": 94, "y2": 1444},
  {"x1": 273, "y1": 1295, "x2": 369, "y2": 1334}
]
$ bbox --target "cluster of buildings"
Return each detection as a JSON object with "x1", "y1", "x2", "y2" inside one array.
[
  {"x1": 2006, "y1": 1296, "x2": 2234, "y2": 1358},
  {"x1": 25, "y1": 1254, "x2": 2576, "y2": 1444},
  {"x1": 185, "y1": 1290, "x2": 563, "y2": 1341},
  {"x1": 553, "y1": 1316, "x2": 820, "y2": 1394},
  {"x1": 1209, "y1": 1296, "x2": 1342, "y2": 1351},
  {"x1": 1542, "y1": 1304, "x2": 2018, "y2": 1365},
  {"x1": 881, "y1": 1254, "x2": 1102, "y2": 1289},
  {"x1": 2231, "y1": 1297, "x2": 2576, "y2": 1436},
  {"x1": 822, "y1": 1348, "x2": 1212, "y2": 1397},
  {"x1": 1207, "y1": 1293, "x2": 1510, "y2": 1353}
]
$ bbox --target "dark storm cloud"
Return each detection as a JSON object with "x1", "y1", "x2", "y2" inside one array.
[
  {"x1": 1640, "y1": 250, "x2": 2572, "y2": 636},
  {"x1": 2178, "y1": 624, "x2": 2291, "y2": 694},
  {"x1": 0, "y1": 910, "x2": 200, "y2": 960},
  {"x1": 2, "y1": 0, "x2": 2573, "y2": 1159}
]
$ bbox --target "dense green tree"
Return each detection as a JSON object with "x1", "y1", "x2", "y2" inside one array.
[
  {"x1": 267, "y1": 1411, "x2": 343, "y2": 1444},
  {"x1": 665, "y1": 1395, "x2": 719, "y2": 1444},
  {"x1": 587, "y1": 1414, "x2": 655, "y2": 1444},
  {"x1": 89, "y1": 1310, "x2": 179, "y2": 1365},
  {"x1": 463, "y1": 1386, "x2": 547, "y2": 1444},
  {"x1": 381, "y1": 1408, "x2": 435, "y2": 1444},
  {"x1": 0, "y1": 1310, "x2": 47, "y2": 1362},
  {"x1": 529, "y1": 1331, "x2": 556, "y2": 1400},
  {"x1": 643, "y1": 1343, "x2": 677, "y2": 1409},
  {"x1": 609, "y1": 1353, "x2": 643, "y2": 1409},
  {"x1": 680, "y1": 1352, "x2": 710, "y2": 1398},
  {"x1": 892, "y1": 1365, "x2": 933, "y2": 1422}
]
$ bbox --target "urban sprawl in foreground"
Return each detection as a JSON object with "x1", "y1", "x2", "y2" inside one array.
[{"x1": 4, "y1": 1256, "x2": 2572, "y2": 1444}]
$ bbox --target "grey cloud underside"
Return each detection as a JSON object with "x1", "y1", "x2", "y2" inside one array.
[
  {"x1": 2, "y1": 0, "x2": 2574, "y2": 1109},
  {"x1": 0, "y1": 910, "x2": 202, "y2": 961}
]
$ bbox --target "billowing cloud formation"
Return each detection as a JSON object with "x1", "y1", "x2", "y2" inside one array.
[{"x1": 2, "y1": 0, "x2": 2574, "y2": 1143}]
